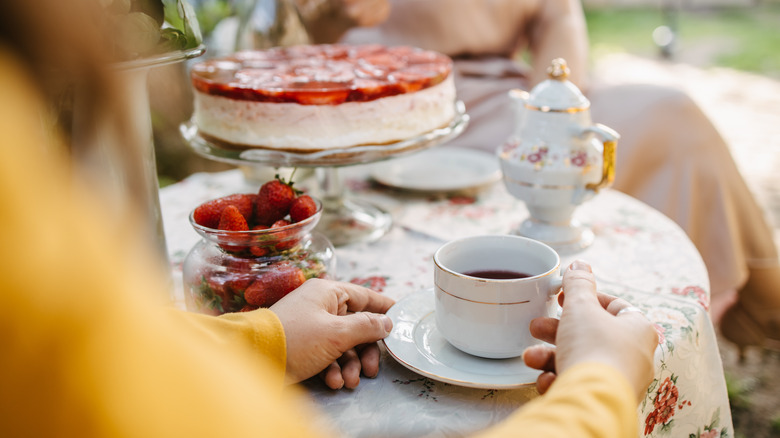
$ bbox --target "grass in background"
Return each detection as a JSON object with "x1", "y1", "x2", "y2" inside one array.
[{"x1": 584, "y1": 4, "x2": 780, "y2": 79}]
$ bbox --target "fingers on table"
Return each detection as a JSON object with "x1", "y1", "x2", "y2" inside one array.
[
  {"x1": 322, "y1": 362, "x2": 345, "y2": 390},
  {"x1": 357, "y1": 343, "x2": 381, "y2": 379},
  {"x1": 320, "y1": 345, "x2": 381, "y2": 390},
  {"x1": 337, "y1": 349, "x2": 363, "y2": 389}
]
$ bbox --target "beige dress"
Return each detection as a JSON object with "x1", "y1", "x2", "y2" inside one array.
[{"x1": 341, "y1": 0, "x2": 780, "y2": 300}]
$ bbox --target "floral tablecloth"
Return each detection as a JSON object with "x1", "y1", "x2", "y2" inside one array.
[{"x1": 160, "y1": 166, "x2": 732, "y2": 438}]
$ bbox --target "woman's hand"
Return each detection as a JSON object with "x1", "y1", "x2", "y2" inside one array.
[
  {"x1": 270, "y1": 278, "x2": 395, "y2": 389},
  {"x1": 341, "y1": 0, "x2": 390, "y2": 27},
  {"x1": 293, "y1": 0, "x2": 390, "y2": 44},
  {"x1": 522, "y1": 260, "x2": 658, "y2": 401}
]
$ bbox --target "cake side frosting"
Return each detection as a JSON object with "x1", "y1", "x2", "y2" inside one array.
[{"x1": 193, "y1": 75, "x2": 456, "y2": 150}]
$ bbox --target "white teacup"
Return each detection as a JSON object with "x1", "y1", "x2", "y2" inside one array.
[{"x1": 433, "y1": 235, "x2": 562, "y2": 359}]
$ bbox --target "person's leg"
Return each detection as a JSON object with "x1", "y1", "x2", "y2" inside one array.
[{"x1": 589, "y1": 83, "x2": 780, "y2": 354}]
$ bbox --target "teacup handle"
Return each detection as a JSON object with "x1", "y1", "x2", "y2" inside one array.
[
  {"x1": 549, "y1": 275, "x2": 564, "y2": 318},
  {"x1": 584, "y1": 123, "x2": 620, "y2": 193},
  {"x1": 549, "y1": 275, "x2": 563, "y2": 297}
]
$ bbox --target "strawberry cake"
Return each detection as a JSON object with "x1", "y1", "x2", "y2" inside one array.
[{"x1": 190, "y1": 44, "x2": 456, "y2": 152}]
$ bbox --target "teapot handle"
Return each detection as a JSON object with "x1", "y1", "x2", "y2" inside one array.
[{"x1": 584, "y1": 123, "x2": 620, "y2": 193}]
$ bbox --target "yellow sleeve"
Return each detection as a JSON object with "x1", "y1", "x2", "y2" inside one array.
[
  {"x1": 0, "y1": 47, "x2": 330, "y2": 438},
  {"x1": 476, "y1": 362, "x2": 638, "y2": 438},
  {"x1": 172, "y1": 308, "x2": 287, "y2": 375}
]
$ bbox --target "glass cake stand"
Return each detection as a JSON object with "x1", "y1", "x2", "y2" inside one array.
[{"x1": 180, "y1": 100, "x2": 469, "y2": 246}]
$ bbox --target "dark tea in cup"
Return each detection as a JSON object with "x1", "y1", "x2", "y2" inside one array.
[{"x1": 463, "y1": 269, "x2": 531, "y2": 280}]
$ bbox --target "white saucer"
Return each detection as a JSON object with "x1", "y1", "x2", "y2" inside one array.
[
  {"x1": 371, "y1": 147, "x2": 501, "y2": 192},
  {"x1": 382, "y1": 288, "x2": 541, "y2": 389}
]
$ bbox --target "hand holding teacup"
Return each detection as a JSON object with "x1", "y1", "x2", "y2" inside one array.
[
  {"x1": 432, "y1": 236, "x2": 656, "y2": 400},
  {"x1": 522, "y1": 260, "x2": 658, "y2": 401}
]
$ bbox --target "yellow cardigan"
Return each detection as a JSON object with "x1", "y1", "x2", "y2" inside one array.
[{"x1": 0, "y1": 47, "x2": 637, "y2": 438}]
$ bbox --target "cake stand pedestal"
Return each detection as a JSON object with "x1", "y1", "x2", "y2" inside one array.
[{"x1": 181, "y1": 101, "x2": 468, "y2": 246}]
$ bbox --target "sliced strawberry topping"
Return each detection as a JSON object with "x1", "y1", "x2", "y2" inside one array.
[{"x1": 191, "y1": 44, "x2": 452, "y2": 104}]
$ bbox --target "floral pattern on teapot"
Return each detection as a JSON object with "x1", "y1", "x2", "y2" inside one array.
[{"x1": 501, "y1": 137, "x2": 598, "y2": 173}]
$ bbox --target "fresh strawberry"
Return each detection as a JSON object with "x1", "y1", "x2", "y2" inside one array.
[
  {"x1": 255, "y1": 177, "x2": 297, "y2": 226},
  {"x1": 223, "y1": 193, "x2": 256, "y2": 224},
  {"x1": 225, "y1": 271, "x2": 254, "y2": 293},
  {"x1": 192, "y1": 199, "x2": 224, "y2": 229},
  {"x1": 271, "y1": 219, "x2": 297, "y2": 251},
  {"x1": 272, "y1": 219, "x2": 291, "y2": 228},
  {"x1": 218, "y1": 205, "x2": 249, "y2": 253},
  {"x1": 249, "y1": 224, "x2": 271, "y2": 257},
  {"x1": 193, "y1": 194, "x2": 256, "y2": 228},
  {"x1": 249, "y1": 246, "x2": 270, "y2": 257},
  {"x1": 223, "y1": 254, "x2": 255, "y2": 271},
  {"x1": 244, "y1": 263, "x2": 306, "y2": 307},
  {"x1": 289, "y1": 195, "x2": 317, "y2": 223},
  {"x1": 218, "y1": 205, "x2": 249, "y2": 231}
]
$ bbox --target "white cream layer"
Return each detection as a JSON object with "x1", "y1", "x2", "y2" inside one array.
[{"x1": 193, "y1": 75, "x2": 456, "y2": 150}]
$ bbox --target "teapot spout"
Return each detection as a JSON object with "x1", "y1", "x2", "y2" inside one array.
[{"x1": 508, "y1": 88, "x2": 529, "y2": 137}]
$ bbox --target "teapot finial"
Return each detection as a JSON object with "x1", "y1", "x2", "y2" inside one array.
[{"x1": 546, "y1": 58, "x2": 570, "y2": 81}]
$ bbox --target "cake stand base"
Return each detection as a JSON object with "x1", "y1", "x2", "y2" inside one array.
[
  {"x1": 317, "y1": 198, "x2": 392, "y2": 247},
  {"x1": 513, "y1": 217, "x2": 594, "y2": 255},
  {"x1": 314, "y1": 167, "x2": 392, "y2": 246}
]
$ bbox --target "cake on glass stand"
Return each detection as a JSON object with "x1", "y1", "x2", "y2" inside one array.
[{"x1": 180, "y1": 100, "x2": 468, "y2": 246}]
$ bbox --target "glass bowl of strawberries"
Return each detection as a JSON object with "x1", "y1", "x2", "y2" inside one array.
[{"x1": 182, "y1": 177, "x2": 335, "y2": 315}]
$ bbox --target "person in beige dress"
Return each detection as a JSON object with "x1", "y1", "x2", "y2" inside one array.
[{"x1": 294, "y1": 0, "x2": 780, "y2": 356}]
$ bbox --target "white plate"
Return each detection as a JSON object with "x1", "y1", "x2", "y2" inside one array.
[
  {"x1": 382, "y1": 288, "x2": 541, "y2": 389},
  {"x1": 371, "y1": 147, "x2": 501, "y2": 192}
]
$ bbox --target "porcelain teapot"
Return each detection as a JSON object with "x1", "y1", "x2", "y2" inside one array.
[{"x1": 497, "y1": 58, "x2": 619, "y2": 253}]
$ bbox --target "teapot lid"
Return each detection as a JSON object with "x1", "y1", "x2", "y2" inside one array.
[{"x1": 527, "y1": 58, "x2": 590, "y2": 111}]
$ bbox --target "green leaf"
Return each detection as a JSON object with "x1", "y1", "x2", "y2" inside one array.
[
  {"x1": 161, "y1": 0, "x2": 202, "y2": 49},
  {"x1": 709, "y1": 408, "x2": 721, "y2": 428},
  {"x1": 162, "y1": 0, "x2": 183, "y2": 29},
  {"x1": 647, "y1": 378, "x2": 660, "y2": 394},
  {"x1": 159, "y1": 28, "x2": 188, "y2": 51},
  {"x1": 178, "y1": 0, "x2": 203, "y2": 47}
]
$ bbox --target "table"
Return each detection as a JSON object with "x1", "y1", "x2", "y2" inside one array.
[{"x1": 160, "y1": 165, "x2": 733, "y2": 438}]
